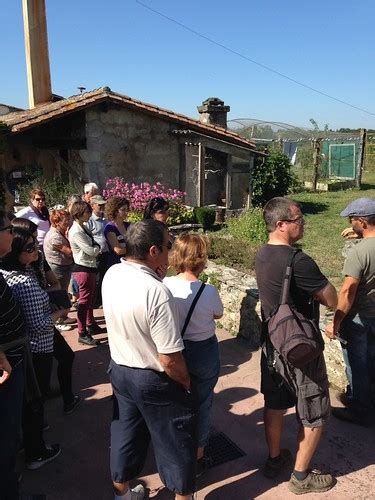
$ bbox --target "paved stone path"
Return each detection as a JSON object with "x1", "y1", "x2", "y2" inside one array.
[{"x1": 20, "y1": 315, "x2": 375, "y2": 499}]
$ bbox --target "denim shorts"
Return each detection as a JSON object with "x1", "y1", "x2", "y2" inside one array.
[{"x1": 108, "y1": 360, "x2": 197, "y2": 495}]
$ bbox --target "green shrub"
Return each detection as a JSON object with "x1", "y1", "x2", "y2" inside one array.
[
  {"x1": 193, "y1": 207, "x2": 216, "y2": 230},
  {"x1": 127, "y1": 204, "x2": 195, "y2": 225},
  {"x1": 17, "y1": 175, "x2": 80, "y2": 208},
  {"x1": 252, "y1": 148, "x2": 298, "y2": 206},
  {"x1": 227, "y1": 208, "x2": 267, "y2": 244},
  {"x1": 127, "y1": 211, "x2": 143, "y2": 223},
  {"x1": 168, "y1": 203, "x2": 195, "y2": 225},
  {"x1": 208, "y1": 235, "x2": 258, "y2": 273}
]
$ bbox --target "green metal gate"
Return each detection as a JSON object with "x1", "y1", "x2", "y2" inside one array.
[{"x1": 328, "y1": 143, "x2": 356, "y2": 179}]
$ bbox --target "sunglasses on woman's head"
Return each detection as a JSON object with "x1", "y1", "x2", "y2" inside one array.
[{"x1": 34, "y1": 197, "x2": 45, "y2": 202}]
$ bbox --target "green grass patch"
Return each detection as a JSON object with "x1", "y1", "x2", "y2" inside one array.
[
  {"x1": 226, "y1": 207, "x2": 268, "y2": 244},
  {"x1": 208, "y1": 234, "x2": 260, "y2": 273},
  {"x1": 208, "y1": 173, "x2": 375, "y2": 284}
]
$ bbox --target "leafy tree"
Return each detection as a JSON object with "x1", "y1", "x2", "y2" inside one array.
[{"x1": 251, "y1": 149, "x2": 296, "y2": 206}]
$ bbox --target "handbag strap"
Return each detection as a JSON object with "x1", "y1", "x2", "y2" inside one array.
[
  {"x1": 279, "y1": 249, "x2": 300, "y2": 305},
  {"x1": 82, "y1": 225, "x2": 100, "y2": 248},
  {"x1": 181, "y1": 282, "x2": 206, "y2": 338}
]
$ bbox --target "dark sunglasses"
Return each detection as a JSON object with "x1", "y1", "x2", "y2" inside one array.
[
  {"x1": 23, "y1": 242, "x2": 39, "y2": 253},
  {"x1": 0, "y1": 225, "x2": 13, "y2": 234},
  {"x1": 34, "y1": 197, "x2": 45, "y2": 202}
]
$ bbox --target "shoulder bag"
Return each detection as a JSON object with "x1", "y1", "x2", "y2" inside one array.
[
  {"x1": 266, "y1": 249, "x2": 323, "y2": 368},
  {"x1": 181, "y1": 282, "x2": 206, "y2": 338}
]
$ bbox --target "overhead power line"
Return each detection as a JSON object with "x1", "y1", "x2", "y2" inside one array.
[{"x1": 136, "y1": 0, "x2": 375, "y2": 118}]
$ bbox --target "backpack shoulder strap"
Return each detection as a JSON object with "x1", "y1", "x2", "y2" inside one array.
[
  {"x1": 181, "y1": 282, "x2": 206, "y2": 338},
  {"x1": 279, "y1": 248, "x2": 300, "y2": 305}
]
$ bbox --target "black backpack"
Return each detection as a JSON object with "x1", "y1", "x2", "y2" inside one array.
[{"x1": 266, "y1": 249, "x2": 323, "y2": 368}]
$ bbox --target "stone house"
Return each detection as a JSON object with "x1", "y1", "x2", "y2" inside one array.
[{"x1": 0, "y1": 88, "x2": 259, "y2": 208}]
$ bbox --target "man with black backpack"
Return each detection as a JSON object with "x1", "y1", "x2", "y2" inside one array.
[{"x1": 255, "y1": 197, "x2": 337, "y2": 495}]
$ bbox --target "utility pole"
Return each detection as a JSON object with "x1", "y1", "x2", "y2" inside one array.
[
  {"x1": 312, "y1": 138, "x2": 322, "y2": 191},
  {"x1": 356, "y1": 129, "x2": 367, "y2": 188}
]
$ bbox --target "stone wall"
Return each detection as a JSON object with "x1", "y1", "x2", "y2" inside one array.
[
  {"x1": 83, "y1": 105, "x2": 181, "y2": 189},
  {"x1": 205, "y1": 261, "x2": 348, "y2": 390}
]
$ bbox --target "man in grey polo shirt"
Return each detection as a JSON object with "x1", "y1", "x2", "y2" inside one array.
[
  {"x1": 102, "y1": 220, "x2": 196, "y2": 500},
  {"x1": 326, "y1": 197, "x2": 375, "y2": 425}
]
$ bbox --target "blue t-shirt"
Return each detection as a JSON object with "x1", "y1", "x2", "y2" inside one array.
[{"x1": 104, "y1": 221, "x2": 130, "y2": 267}]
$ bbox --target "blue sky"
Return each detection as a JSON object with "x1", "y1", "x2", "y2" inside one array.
[{"x1": 1, "y1": 0, "x2": 375, "y2": 130}]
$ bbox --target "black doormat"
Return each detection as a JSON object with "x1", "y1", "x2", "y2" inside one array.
[{"x1": 205, "y1": 430, "x2": 246, "y2": 467}]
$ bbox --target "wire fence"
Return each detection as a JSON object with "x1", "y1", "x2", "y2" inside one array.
[{"x1": 229, "y1": 118, "x2": 374, "y2": 184}]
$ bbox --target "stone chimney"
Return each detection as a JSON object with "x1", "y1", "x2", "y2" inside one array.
[
  {"x1": 23, "y1": 0, "x2": 52, "y2": 108},
  {"x1": 197, "y1": 97, "x2": 230, "y2": 129}
]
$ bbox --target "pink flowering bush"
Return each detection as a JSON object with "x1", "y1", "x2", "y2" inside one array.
[{"x1": 103, "y1": 178, "x2": 194, "y2": 225}]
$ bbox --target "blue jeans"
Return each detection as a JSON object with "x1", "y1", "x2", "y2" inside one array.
[
  {"x1": 340, "y1": 314, "x2": 375, "y2": 412},
  {"x1": 0, "y1": 361, "x2": 24, "y2": 500},
  {"x1": 183, "y1": 336, "x2": 220, "y2": 448},
  {"x1": 108, "y1": 361, "x2": 197, "y2": 496}
]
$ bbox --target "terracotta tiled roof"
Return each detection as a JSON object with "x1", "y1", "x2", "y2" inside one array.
[{"x1": 1, "y1": 87, "x2": 256, "y2": 150}]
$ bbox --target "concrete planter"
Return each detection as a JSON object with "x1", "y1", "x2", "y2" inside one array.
[{"x1": 304, "y1": 180, "x2": 356, "y2": 191}]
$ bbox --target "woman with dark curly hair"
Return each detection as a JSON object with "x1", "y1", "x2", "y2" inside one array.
[
  {"x1": 104, "y1": 197, "x2": 130, "y2": 268},
  {"x1": 12, "y1": 218, "x2": 80, "y2": 413},
  {"x1": 0, "y1": 221, "x2": 63, "y2": 469},
  {"x1": 143, "y1": 197, "x2": 170, "y2": 224}
]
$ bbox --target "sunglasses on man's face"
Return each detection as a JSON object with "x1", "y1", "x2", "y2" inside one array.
[
  {"x1": 0, "y1": 225, "x2": 13, "y2": 234},
  {"x1": 23, "y1": 242, "x2": 39, "y2": 253}
]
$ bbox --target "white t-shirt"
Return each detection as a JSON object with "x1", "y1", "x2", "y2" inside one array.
[
  {"x1": 102, "y1": 261, "x2": 184, "y2": 371},
  {"x1": 16, "y1": 206, "x2": 50, "y2": 246},
  {"x1": 163, "y1": 277, "x2": 223, "y2": 342}
]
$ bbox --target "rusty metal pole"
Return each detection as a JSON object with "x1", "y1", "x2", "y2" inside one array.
[{"x1": 312, "y1": 138, "x2": 322, "y2": 191}]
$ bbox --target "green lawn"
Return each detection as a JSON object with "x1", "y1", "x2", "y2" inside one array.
[
  {"x1": 210, "y1": 171, "x2": 375, "y2": 286},
  {"x1": 291, "y1": 173, "x2": 375, "y2": 284}
]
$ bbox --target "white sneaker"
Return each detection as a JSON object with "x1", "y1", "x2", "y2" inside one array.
[
  {"x1": 130, "y1": 485, "x2": 145, "y2": 500},
  {"x1": 55, "y1": 323, "x2": 72, "y2": 331}
]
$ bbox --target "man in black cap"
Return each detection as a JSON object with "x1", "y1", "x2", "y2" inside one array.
[{"x1": 326, "y1": 197, "x2": 375, "y2": 425}]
